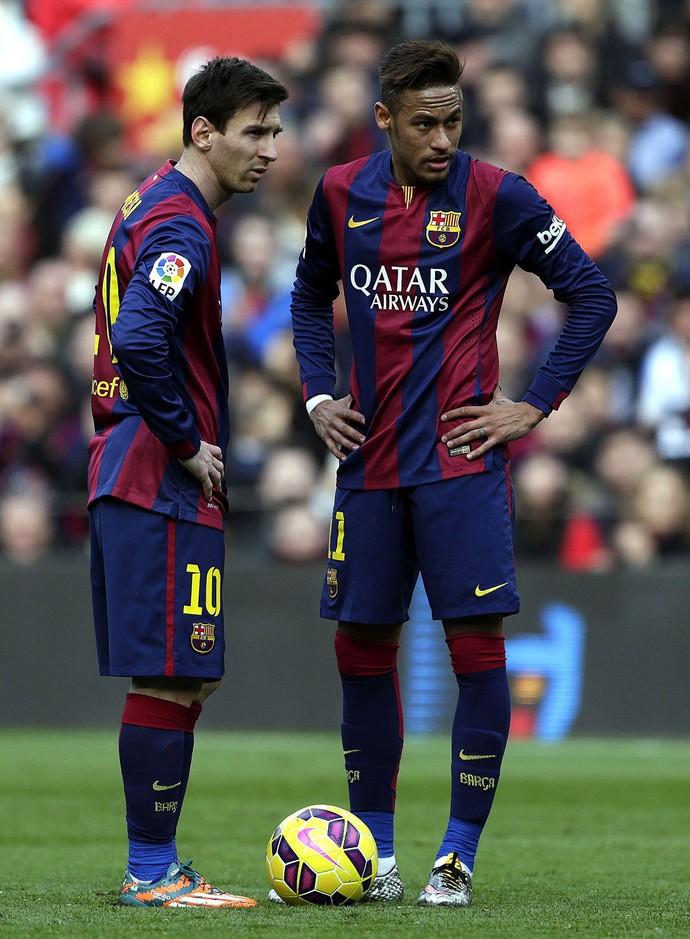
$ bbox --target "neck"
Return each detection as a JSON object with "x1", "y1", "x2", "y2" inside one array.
[{"x1": 174, "y1": 149, "x2": 228, "y2": 213}]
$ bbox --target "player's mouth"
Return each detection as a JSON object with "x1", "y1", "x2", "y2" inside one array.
[
  {"x1": 425, "y1": 156, "x2": 451, "y2": 172},
  {"x1": 248, "y1": 166, "x2": 268, "y2": 180}
]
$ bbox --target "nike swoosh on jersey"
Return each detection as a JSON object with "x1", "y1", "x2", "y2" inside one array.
[
  {"x1": 348, "y1": 215, "x2": 379, "y2": 228},
  {"x1": 343, "y1": 748, "x2": 362, "y2": 755},
  {"x1": 459, "y1": 750, "x2": 496, "y2": 761},
  {"x1": 475, "y1": 582, "x2": 508, "y2": 597},
  {"x1": 152, "y1": 779, "x2": 182, "y2": 791}
]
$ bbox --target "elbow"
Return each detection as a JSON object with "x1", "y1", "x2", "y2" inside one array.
[{"x1": 110, "y1": 328, "x2": 139, "y2": 364}]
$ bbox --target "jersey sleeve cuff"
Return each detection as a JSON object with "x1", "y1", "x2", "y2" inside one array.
[
  {"x1": 302, "y1": 376, "x2": 337, "y2": 401},
  {"x1": 167, "y1": 437, "x2": 201, "y2": 460},
  {"x1": 523, "y1": 374, "x2": 569, "y2": 415}
]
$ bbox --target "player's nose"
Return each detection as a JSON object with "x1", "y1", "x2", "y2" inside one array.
[
  {"x1": 259, "y1": 138, "x2": 278, "y2": 162},
  {"x1": 431, "y1": 128, "x2": 452, "y2": 150}
]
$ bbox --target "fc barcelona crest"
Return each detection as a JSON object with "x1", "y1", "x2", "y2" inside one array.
[
  {"x1": 326, "y1": 567, "x2": 339, "y2": 599},
  {"x1": 426, "y1": 210, "x2": 461, "y2": 248},
  {"x1": 191, "y1": 622, "x2": 216, "y2": 654}
]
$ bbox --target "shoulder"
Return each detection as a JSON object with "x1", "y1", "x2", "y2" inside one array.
[
  {"x1": 136, "y1": 192, "x2": 213, "y2": 252},
  {"x1": 465, "y1": 154, "x2": 510, "y2": 189},
  {"x1": 460, "y1": 153, "x2": 512, "y2": 218},
  {"x1": 137, "y1": 164, "x2": 214, "y2": 234},
  {"x1": 323, "y1": 153, "x2": 384, "y2": 193}
]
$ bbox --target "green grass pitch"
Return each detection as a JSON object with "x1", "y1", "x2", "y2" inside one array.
[{"x1": 1, "y1": 730, "x2": 688, "y2": 937}]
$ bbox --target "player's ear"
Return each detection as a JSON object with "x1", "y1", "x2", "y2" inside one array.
[
  {"x1": 374, "y1": 102, "x2": 392, "y2": 132},
  {"x1": 190, "y1": 116, "x2": 214, "y2": 151}
]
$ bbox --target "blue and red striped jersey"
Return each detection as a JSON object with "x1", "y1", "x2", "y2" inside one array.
[
  {"x1": 88, "y1": 161, "x2": 229, "y2": 529},
  {"x1": 291, "y1": 149, "x2": 617, "y2": 489}
]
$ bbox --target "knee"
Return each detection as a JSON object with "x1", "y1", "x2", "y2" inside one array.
[
  {"x1": 445, "y1": 633, "x2": 506, "y2": 675},
  {"x1": 130, "y1": 676, "x2": 206, "y2": 706},
  {"x1": 334, "y1": 629, "x2": 400, "y2": 676},
  {"x1": 196, "y1": 678, "x2": 223, "y2": 703}
]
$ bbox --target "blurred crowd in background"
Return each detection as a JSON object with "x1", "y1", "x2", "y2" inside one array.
[{"x1": 2, "y1": 0, "x2": 690, "y2": 570}]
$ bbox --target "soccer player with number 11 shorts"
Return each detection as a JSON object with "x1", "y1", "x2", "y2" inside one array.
[{"x1": 289, "y1": 40, "x2": 617, "y2": 907}]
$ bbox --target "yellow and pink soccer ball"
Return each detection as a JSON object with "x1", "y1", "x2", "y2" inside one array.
[{"x1": 266, "y1": 804, "x2": 378, "y2": 905}]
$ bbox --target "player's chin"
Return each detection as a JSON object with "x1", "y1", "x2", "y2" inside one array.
[
  {"x1": 235, "y1": 179, "x2": 259, "y2": 193},
  {"x1": 421, "y1": 163, "x2": 451, "y2": 183}
]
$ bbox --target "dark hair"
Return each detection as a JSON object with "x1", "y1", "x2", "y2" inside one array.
[
  {"x1": 379, "y1": 40, "x2": 463, "y2": 112},
  {"x1": 182, "y1": 57, "x2": 289, "y2": 146}
]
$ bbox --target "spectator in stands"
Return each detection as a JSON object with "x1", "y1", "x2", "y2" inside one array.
[
  {"x1": 593, "y1": 426, "x2": 660, "y2": 523},
  {"x1": 636, "y1": 287, "x2": 690, "y2": 463},
  {"x1": 617, "y1": 462, "x2": 690, "y2": 564},
  {"x1": 513, "y1": 449, "x2": 611, "y2": 571},
  {"x1": 257, "y1": 446, "x2": 330, "y2": 563},
  {"x1": 599, "y1": 194, "x2": 683, "y2": 317},
  {"x1": 609, "y1": 58, "x2": 689, "y2": 191},
  {"x1": 484, "y1": 107, "x2": 543, "y2": 174},
  {"x1": 593, "y1": 289, "x2": 649, "y2": 424},
  {"x1": 299, "y1": 62, "x2": 383, "y2": 167},
  {"x1": 462, "y1": 61, "x2": 532, "y2": 153},
  {"x1": 60, "y1": 205, "x2": 113, "y2": 315},
  {"x1": 645, "y1": 20, "x2": 690, "y2": 124},
  {"x1": 219, "y1": 212, "x2": 295, "y2": 369},
  {"x1": 0, "y1": 479, "x2": 55, "y2": 564},
  {"x1": 532, "y1": 25, "x2": 602, "y2": 122},
  {"x1": 0, "y1": 0, "x2": 48, "y2": 155},
  {"x1": 440, "y1": 0, "x2": 544, "y2": 149},
  {"x1": 527, "y1": 110, "x2": 635, "y2": 259}
]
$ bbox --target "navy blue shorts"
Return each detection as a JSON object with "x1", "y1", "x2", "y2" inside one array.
[
  {"x1": 321, "y1": 468, "x2": 519, "y2": 624},
  {"x1": 90, "y1": 498, "x2": 225, "y2": 678}
]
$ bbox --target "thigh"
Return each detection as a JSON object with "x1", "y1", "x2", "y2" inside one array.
[
  {"x1": 411, "y1": 467, "x2": 520, "y2": 620},
  {"x1": 321, "y1": 487, "x2": 418, "y2": 625},
  {"x1": 90, "y1": 498, "x2": 225, "y2": 679}
]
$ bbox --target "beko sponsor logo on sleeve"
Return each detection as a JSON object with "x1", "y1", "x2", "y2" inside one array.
[{"x1": 536, "y1": 216, "x2": 566, "y2": 254}]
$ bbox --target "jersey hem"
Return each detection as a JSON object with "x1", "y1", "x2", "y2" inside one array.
[
  {"x1": 88, "y1": 490, "x2": 225, "y2": 531},
  {"x1": 336, "y1": 457, "x2": 493, "y2": 490}
]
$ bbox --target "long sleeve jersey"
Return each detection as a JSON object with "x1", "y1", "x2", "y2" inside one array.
[
  {"x1": 88, "y1": 161, "x2": 229, "y2": 529},
  {"x1": 291, "y1": 149, "x2": 617, "y2": 489}
]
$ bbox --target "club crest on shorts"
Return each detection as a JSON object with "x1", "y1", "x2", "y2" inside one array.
[
  {"x1": 191, "y1": 622, "x2": 215, "y2": 654},
  {"x1": 326, "y1": 567, "x2": 339, "y2": 599},
  {"x1": 426, "y1": 210, "x2": 461, "y2": 248}
]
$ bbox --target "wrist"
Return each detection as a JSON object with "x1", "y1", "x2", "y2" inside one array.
[{"x1": 306, "y1": 394, "x2": 334, "y2": 415}]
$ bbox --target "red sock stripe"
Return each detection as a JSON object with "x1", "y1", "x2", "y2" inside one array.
[
  {"x1": 446, "y1": 634, "x2": 506, "y2": 674},
  {"x1": 121, "y1": 692, "x2": 190, "y2": 731},
  {"x1": 186, "y1": 700, "x2": 203, "y2": 733},
  {"x1": 334, "y1": 631, "x2": 400, "y2": 676}
]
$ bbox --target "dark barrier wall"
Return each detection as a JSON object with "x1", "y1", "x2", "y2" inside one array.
[{"x1": 1, "y1": 555, "x2": 687, "y2": 734}]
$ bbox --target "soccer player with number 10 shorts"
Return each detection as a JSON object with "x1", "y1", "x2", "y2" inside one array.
[
  {"x1": 87, "y1": 57, "x2": 287, "y2": 907},
  {"x1": 288, "y1": 40, "x2": 617, "y2": 907}
]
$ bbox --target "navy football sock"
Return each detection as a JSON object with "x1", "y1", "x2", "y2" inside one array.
[
  {"x1": 179, "y1": 700, "x2": 202, "y2": 809},
  {"x1": 439, "y1": 635, "x2": 511, "y2": 870},
  {"x1": 119, "y1": 693, "x2": 191, "y2": 882},
  {"x1": 335, "y1": 632, "x2": 403, "y2": 858},
  {"x1": 356, "y1": 810, "x2": 395, "y2": 859}
]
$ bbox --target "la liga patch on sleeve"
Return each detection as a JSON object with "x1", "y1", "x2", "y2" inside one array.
[{"x1": 149, "y1": 251, "x2": 192, "y2": 299}]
